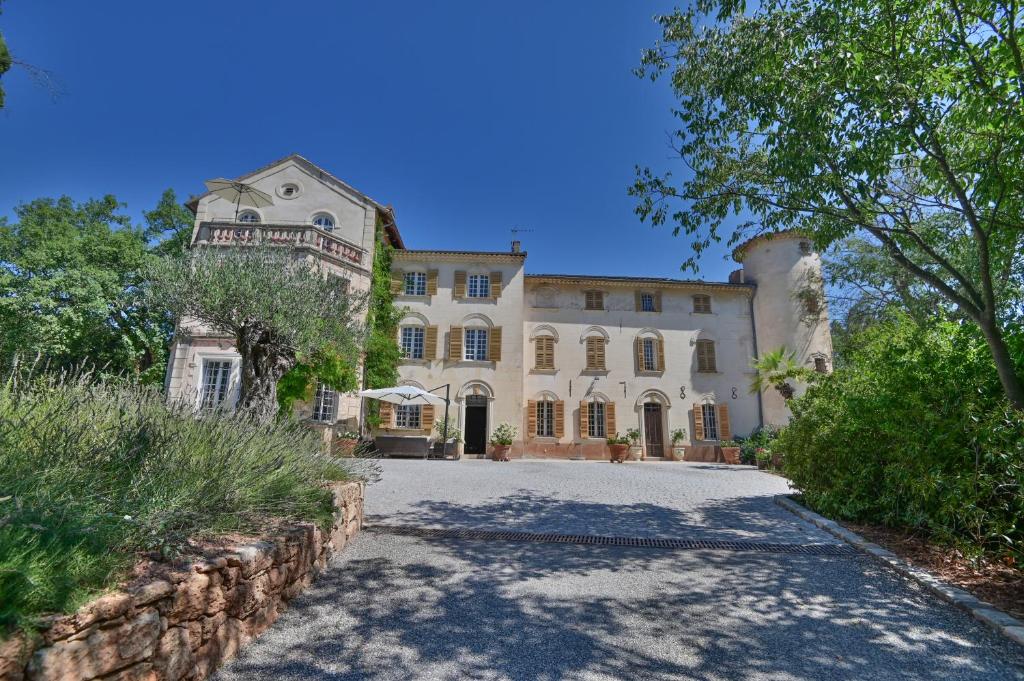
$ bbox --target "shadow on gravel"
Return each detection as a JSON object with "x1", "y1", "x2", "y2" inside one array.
[
  {"x1": 216, "y1": 538, "x2": 1024, "y2": 680},
  {"x1": 369, "y1": 491, "x2": 824, "y2": 545}
]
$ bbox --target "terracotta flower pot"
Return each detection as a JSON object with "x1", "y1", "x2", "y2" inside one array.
[
  {"x1": 721, "y1": 447, "x2": 742, "y2": 465},
  {"x1": 333, "y1": 438, "x2": 358, "y2": 457},
  {"x1": 491, "y1": 444, "x2": 511, "y2": 461},
  {"x1": 608, "y1": 444, "x2": 629, "y2": 463}
]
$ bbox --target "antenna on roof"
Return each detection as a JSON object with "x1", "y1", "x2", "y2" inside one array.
[{"x1": 510, "y1": 226, "x2": 533, "y2": 254}]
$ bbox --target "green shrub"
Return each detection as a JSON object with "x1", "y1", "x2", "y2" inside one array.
[
  {"x1": 778, "y1": 316, "x2": 1024, "y2": 560},
  {"x1": 0, "y1": 371, "x2": 365, "y2": 637},
  {"x1": 736, "y1": 425, "x2": 779, "y2": 465}
]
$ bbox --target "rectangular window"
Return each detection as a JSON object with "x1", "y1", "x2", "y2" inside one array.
[
  {"x1": 395, "y1": 404, "x2": 422, "y2": 429},
  {"x1": 640, "y1": 292, "x2": 656, "y2": 312},
  {"x1": 404, "y1": 271, "x2": 427, "y2": 296},
  {"x1": 467, "y1": 274, "x2": 491, "y2": 298},
  {"x1": 199, "y1": 359, "x2": 232, "y2": 410},
  {"x1": 400, "y1": 326, "x2": 425, "y2": 359},
  {"x1": 537, "y1": 401, "x2": 555, "y2": 437},
  {"x1": 642, "y1": 338, "x2": 657, "y2": 372},
  {"x1": 588, "y1": 401, "x2": 606, "y2": 438},
  {"x1": 311, "y1": 382, "x2": 336, "y2": 422},
  {"x1": 464, "y1": 328, "x2": 489, "y2": 361},
  {"x1": 702, "y1": 403, "x2": 719, "y2": 440},
  {"x1": 693, "y1": 294, "x2": 712, "y2": 314},
  {"x1": 535, "y1": 336, "x2": 554, "y2": 370},
  {"x1": 814, "y1": 357, "x2": 828, "y2": 373},
  {"x1": 585, "y1": 291, "x2": 604, "y2": 310},
  {"x1": 696, "y1": 340, "x2": 717, "y2": 372}
]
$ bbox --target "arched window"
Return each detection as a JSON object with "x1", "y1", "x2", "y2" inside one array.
[
  {"x1": 312, "y1": 213, "x2": 335, "y2": 232},
  {"x1": 696, "y1": 340, "x2": 717, "y2": 373},
  {"x1": 237, "y1": 210, "x2": 260, "y2": 224}
]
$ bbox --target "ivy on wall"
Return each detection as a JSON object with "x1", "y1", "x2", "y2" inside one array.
[{"x1": 362, "y1": 220, "x2": 401, "y2": 427}]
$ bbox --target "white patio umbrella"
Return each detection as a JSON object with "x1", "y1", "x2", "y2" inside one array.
[
  {"x1": 204, "y1": 179, "x2": 275, "y2": 221},
  {"x1": 358, "y1": 385, "x2": 448, "y2": 406}
]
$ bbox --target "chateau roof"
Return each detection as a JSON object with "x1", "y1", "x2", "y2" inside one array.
[
  {"x1": 526, "y1": 273, "x2": 754, "y2": 294},
  {"x1": 731, "y1": 229, "x2": 811, "y2": 262},
  {"x1": 393, "y1": 249, "x2": 527, "y2": 261}
]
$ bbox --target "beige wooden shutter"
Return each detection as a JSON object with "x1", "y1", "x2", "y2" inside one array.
[
  {"x1": 427, "y1": 270, "x2": 438, "y2": 296},
  {"x1": 547, "y1": 338, "x2": 555, "y2": 369},
  {"x1": 453, "y1": 271, "x2": 466, "y2": 298},
  {"x1": 390, "y1": 270, "x2": 403, "y2": 294},
  {"x1": 554, "y1": 401, "x2": 565, "y2": 438},
  {"x1": 421, "y1": 405, "x2": 435, "y2": 433},
  {"x1": 488, "y1": 327, "x2": 502, "y2": 361},
  {"x1": 490, "y1": 271, "x2": 502, "y2": 298},
  {"x1": 595, "y1": 339, "x2": 605, "y2": 369},
  {"x1": 535, "y1": 338, "x2": 544, "y2": 369},
  {"x1": 579, "y1": 401, "x2": 590, "y2": 438},
  {"x1": 635, "y1": 291, "x2": 643, "y2": 311},
  {"x1": 657, "y1": 338, "x2": 666, "y2": 372},
  {"x1": 717, "y1": 403, "x2": 731, "y2": 440},
  {"x1": 379, "y1": 401, "x2": 394, "y2": 428},
  {"x1": 654, "y1": 292, "x2": 662, "y2": 312},
  {"x1": 585, "y1": 338, "x2": 597, "y2": 369},
  {"x1": 606, "y1": 402, "x2": 617, "y2": 437},
  {"x1": 693, "y1": 403, "x2": 704, "y2": 441},
  {"x1": 425, "y1": 326, "x2": 438, "y2": 360},
  {"x1": 449, "y1": 326, "x2": 463, "y2": 359},
  {"x1": 706, "y1": 342, "x2": 717, "y2": 372},
  {"x1": 634, "y1": 337, "x2": 643, "y2": 371},
  {"x1": 527, "y1": 400, "x2": 537, "y2": 437}
]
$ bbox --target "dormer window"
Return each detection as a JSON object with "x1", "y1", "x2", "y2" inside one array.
[
  {"x1": 237, "y1": 210, "x2": 260, "y2": 224},
  {"x1": 692, "y1": 294, "x2": 712, "y2": 314},
  {"x1": 584, "y1": 291, "x2": 604, "y2": 310},
  {"x1": 312, "y1": 213, "x2": 335, "y2": 232}
]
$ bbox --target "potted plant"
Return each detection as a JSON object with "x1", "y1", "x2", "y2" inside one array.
[
  {"x1": 333, "y1": 430, "x2": 360, "y2": 457},
  {"x1": 606, "y1": 433, "x2": 631, "y2": 463},
  {"x1": 720, "y1": 439, "x2": 742, "y2": 465},
  {"x1": 433, "y1": 419, "x2": 463, "y2": 458},
  {"x1": 489, "y1": 423, "x2": 517, "y2": 461},
  {"x1": 625, "y1": 428, "x2": 642, "y2": 460},
  {"x1": 669, "y1": 428, "x2": 687, "y2": 461},
  {"x1": 755, "y1": 447, "x2": 773, "y2": 469}
]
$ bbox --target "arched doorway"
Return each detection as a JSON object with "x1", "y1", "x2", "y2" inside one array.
[
  {"x1": 458, "y1": 381, "x2": 494, "y2": 456},
  {"x1": 636, "y1": 390, "x2": 672, "y2": 458}
]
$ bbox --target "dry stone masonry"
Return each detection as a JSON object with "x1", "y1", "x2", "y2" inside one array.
[{"x1": 0, "y1": 481, "x2": 364, "y2": 681}]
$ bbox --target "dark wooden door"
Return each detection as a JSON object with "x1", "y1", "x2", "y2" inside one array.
[
  {"x1": 464, "y1": 398, "x2": 488, "y2": 455},
  {"x1": 643, "y1": 403, "x2": 664, "y2": 456}
]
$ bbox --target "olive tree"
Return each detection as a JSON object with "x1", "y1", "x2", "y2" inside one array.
[
  {"x1": 146, "y1": 246, "x2": 365, "y2": 422},
  {"x1": 632, "y1": 0, "x2": 1024, "y2": 409}
]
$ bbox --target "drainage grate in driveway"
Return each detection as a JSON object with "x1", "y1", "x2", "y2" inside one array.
[{"x1": 368, "y1": 524, "x2": 859, "y2": 557}]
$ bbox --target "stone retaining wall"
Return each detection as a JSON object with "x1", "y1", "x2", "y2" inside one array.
[{"x1": 0, "y1": 481, "x2": 364, "y2": 681}]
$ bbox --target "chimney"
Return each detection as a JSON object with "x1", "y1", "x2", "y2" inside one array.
[{"x1": 511, "y1": 240, "x2": 521, "y2": 253}]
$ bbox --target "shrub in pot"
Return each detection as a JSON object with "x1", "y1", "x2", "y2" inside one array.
[
  {"x1": 755, "y1": 447, "x2": 773, "y2": 469},
  {"x1": 333, "y1": 430, "x2": 360, "y2": 457},
  {"x1": 625, "y1": 427, "x2": 642, "y2": 460},
  {"x1": 669, "y1": 428, "x2": 687, "y2": 461},
  {"x1": 720, "y1": 439, "x2": 742, "y2": 465},
  {"x1": 489, "y1": 423, "x2": 517, "y2": 461},
  {"x1": 606, "y1": 433, "x2": 631, "y2": 463},
  {"x1": 433, "y1": 419, "x2": 463, "y2": 458}
]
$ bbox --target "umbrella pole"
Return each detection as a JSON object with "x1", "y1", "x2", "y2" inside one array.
[{"x1": 234, "y1": 195, "x2": 241, "y2": 222}]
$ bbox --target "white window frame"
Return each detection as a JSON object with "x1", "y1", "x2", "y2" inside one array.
[
  {"x1": 395, "y1": 404, "x2": 422, "y2": 429},
  {"x1": 312, "y1": 213, "x2": 335, "y2": 232},
  {"x1": 237, "y1": 210, "x2": 260, "y2": 224},
  {"x1": 311, "y1": 381, "x2": 336, "y2": 422},
  {"x1": 701, "y1": 403, "x2": 719, "y2": 440},
  {"x1": 467, "y1": 274, "x2": 491, "y2": 298},
  {"x1": 400, "y1": 326, "x2": 425, "y2": 360},
  {"x1": 404, "y1": 271, "x2": 427, "y2": 296},
  {"x1": 642, "y1": 338, "x2": 657, "y2": 372},
  {"x1": 464, "y1": 328, "x2": 489, "y2": 361},
  {"x1": 537, "y1": 400, "x2": 555, "y2": 437},
  {"x1": 588, "y1": 401, "x2": 606, "y2": 438},
  {"x1": 198, "y1": 358, "x2": 234, "y2": 411}
]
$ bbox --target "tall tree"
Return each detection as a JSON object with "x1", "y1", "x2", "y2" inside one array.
[
  {"x1": 144, "y1": 189, "x2": 194, "y2": 257},
  {"x1": 0, "y1": 196, "x2": 169, "y2": 381},
  {"x1": 632, "y1": 0, "x2": 1024, "y2": 408},
  {"x1": 145, "y1": 246, "x2": 366, "y2": 422},
  {"x1": 0, "y1": 1, "x2": 10, "y2": 109}
]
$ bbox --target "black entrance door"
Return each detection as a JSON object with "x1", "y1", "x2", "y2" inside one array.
[
  {"x1": 644, "y1": 403, "x2": 664, "y2": 457},
  {"x1": 464, "y1": 396, "x2": 488, "y2": 455}
]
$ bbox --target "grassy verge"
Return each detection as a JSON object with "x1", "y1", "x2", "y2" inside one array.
[{"x1": 0, "y1": 371, "x2": 356, "y2": 637}]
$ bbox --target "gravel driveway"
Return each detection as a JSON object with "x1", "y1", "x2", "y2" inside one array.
[{"x1": 216, "y1": 460, "x2": 1024, "y2": 680}]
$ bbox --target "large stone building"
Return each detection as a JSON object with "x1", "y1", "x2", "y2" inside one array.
[{"x1": 166, "y1": 156, "x2": 833, "y2": 457}]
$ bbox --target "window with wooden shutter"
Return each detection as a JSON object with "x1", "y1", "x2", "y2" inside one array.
[
  {"x1": 379, "y1": 401, "x2": 394, "y2": 428},
  {"x1": 424, "y1": 326, "x2": 438, "y2": 360},
  {"x1": 692, "y1": 403, "x2": 704, "y2": 440},
  {"x1": 700, "y1": 403, "x2": 719, "y2": 440},
  {"x1": 421, "y1": 405, "x2": 435, "y2": 433},
  {"x1": 584, "y1": 290, "x2": 603, "y2": 310},
  {"x1": 535, "y1": 336, "x2": 554, "y2": 370},
  {"x1": 579, "y1": 401, "x2": 590, "y2": 438},
  {"x1": 693, "y1": 294, "x2": 712, "y2": 313},
  {"x1": 656, "y1": 338, "x2": 666, "y2": 372},
  {"x1": 606, "y1": 402, "x2": 617, "y2": 436},
  {"x1": 389, "y1": 270, "x2": 403, "y2": 294},
  {"x1": 427, "y1": 270, "x2": 438, "y2": 296},
  {"x1": 448, "y1": 326, "x2": 463, "y2": 359},
  {"x1": 634, "y1": 337, "x2": 643, "y2": 371},
  {"x1": 488, "y1": 327, "x2": 502, "y2": 361},
  {"x1": 554, "y1": 401, "x2": 565, "y2": 438},
  {"x1": 716, "y1": 403, "x2": 731, "y2": 440},
  {"x1": 453, "y1": 271, "x2": 467, "y2": 298},
  {"x1": 490, "y1": 271, "x2": 503, "y2": 298},
  {"x1": 585, "y1": 337, "x2": 605, "y2": 370},
  {"x1": 638, "y1": 291, "x2": 657, "y2": 312},
  {"x1": 536, "y1": 400, "x2": 555, "y2": 437},
  {"x1": 696, "y1": 340, "x2": 717, "y2": 372},
  {"x1": 527, "y1": 399, "x2": 537, "y2": 437}
]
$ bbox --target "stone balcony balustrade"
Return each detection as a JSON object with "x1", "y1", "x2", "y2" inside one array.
[{"x1": 193, "y1": 221, "x2": 365, "y2": 267}]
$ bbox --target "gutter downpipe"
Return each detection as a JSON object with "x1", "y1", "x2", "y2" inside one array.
[{"x1": 748, "y1": 286, "x2": 765, "y2": 429}]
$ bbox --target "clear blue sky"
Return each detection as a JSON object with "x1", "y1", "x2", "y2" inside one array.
[{"x1": 0, "y1": 1, "x2": 742, "y2": 281}]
